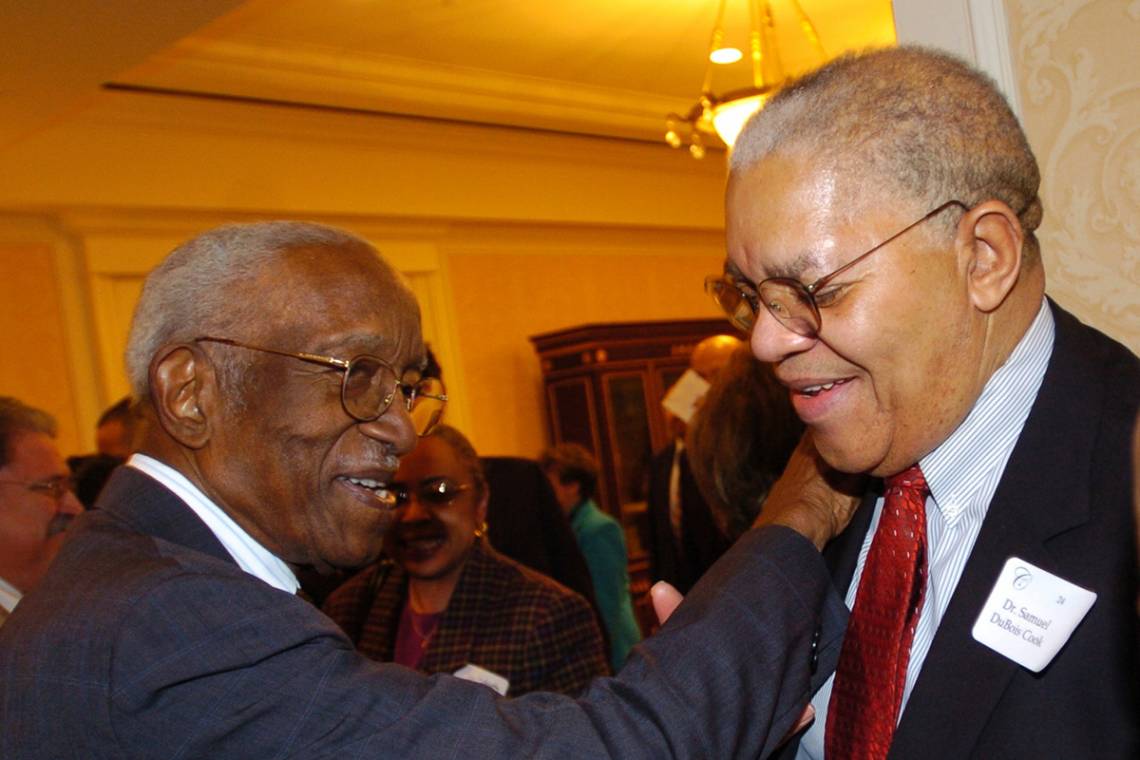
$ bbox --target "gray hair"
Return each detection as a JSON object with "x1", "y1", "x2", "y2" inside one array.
[
  {"x1": 125, "y1": 221, "x2": 385, "y2": 400},
  {"x1": 0, "y1": 397, "x2": 58, "y2": 469},
  {"x1": 730, "y1": 45, "x2": 1042, "y2": 263}
]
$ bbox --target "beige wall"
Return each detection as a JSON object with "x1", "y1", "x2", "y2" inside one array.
[
  {"x1": 444, "y1": 225, "x2": 722, "y2": 457},
  {"x1": 0, "y1": 90, "x2": 726, "y2": 459},
  {"x1": 0, "y1": 239, "x2": 86, "y2": 455},
  {"x1": 1005, "y1": 0, "x2": 1139, "y2": 353}
]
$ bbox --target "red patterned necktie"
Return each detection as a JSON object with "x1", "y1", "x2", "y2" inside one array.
[{"x1": 825, "y1": 464, "x2": 929, "y2": 760}]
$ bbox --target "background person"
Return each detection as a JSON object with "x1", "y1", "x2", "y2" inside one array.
[
  {"x1": 94, "y1": 396, "x2": 136, "y2": 458},
  {"x1": 685, "y1": 344, "x2": 803, "y2": 541},
  {"x1": 323, "y1": 425, "x2": 608, "y2": 695},
  {"x1": 540, "y1": 443, "x2": 643, "y2": 672},
  {"x1": 645, "y1": 334, "x2": 737, "y2": 593},
  {"x1": 0, "y1": 397, "x2": 83, "y2": 625},
  {"x1": 67, "y1": 397, "x2": 137, "y2": 510}
]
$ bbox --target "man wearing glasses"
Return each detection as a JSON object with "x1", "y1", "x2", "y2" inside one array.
[
  {"x1": 0, "y1": 398, "x2": 83, "y2": 626},
  {"x1": 0, "y1": 220, "x2": 862, "y2": 758},
  {"x1": 708, "y1": 47, "x2": 1138, "y2": 758}
]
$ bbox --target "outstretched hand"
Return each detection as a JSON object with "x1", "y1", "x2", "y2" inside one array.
[{"x1": 754, "y1": 433, "x2": 866, "y2": 550}]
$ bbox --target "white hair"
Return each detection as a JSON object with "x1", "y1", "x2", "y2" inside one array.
[{"x1": 124, "y1": 221, "x2": 384, "y2": 399}]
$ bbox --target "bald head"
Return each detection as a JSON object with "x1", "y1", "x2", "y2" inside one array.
[
  {"x1": 731, "y1": 45, "x2": 1043, "y2": 265},
  {"x1": 691, "y1": 335, "x2": 744, "y2": 382}
]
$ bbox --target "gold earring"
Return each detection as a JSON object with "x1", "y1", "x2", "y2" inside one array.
[{"x1": 474, "y1": 521, "x2": 488, "y2": 539}]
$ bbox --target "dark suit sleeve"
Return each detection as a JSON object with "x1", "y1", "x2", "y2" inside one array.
[{"x1": 107, "y1": 526, "x2": 845, "y2": 759}]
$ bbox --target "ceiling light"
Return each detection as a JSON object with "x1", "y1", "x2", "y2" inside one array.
[
  {"x1": 666, "y1": 0, "x2": 825, "y2": 157},
  {"x1": 710, "y1": 47, "x2": 743, "y2": 64}
]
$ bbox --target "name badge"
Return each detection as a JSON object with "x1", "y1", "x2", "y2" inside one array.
[
  {"x1": 453, "y1": 663, "x2": 510, "y2": 695},
  {"x1": 971, "y1": 556, "x2": 1096, "y2": 672}
]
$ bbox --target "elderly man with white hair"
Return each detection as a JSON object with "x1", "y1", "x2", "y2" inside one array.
[{"x1": 0, "y1": 219, "x2": 860, "y2": 759}]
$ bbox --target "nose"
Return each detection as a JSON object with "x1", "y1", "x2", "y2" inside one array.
[
  {"x1": 749, "y1": 307, "x2": 818, "y2": 362},
  {"x1": 59, "y1": 489, "x2": 83, "y2": 516},
  {"x1": 398, "y1": 490, "x2": 431, "y2": 522},
  {"x1": 357, "y1": 398, "x2": 418, "y2": 456}
]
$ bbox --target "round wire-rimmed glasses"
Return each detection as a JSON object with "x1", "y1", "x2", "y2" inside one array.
[
  {"x1": 194, "y1": 337, "x2": 447, "y2": 436},
  {"x1": 707, "y1": 200, "x2": 968, "y2": 337}
]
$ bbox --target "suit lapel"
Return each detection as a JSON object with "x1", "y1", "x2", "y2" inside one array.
[
  {"x1": 97, "y1": 466, "x2": 234, "y2": 565},
  {"x1": 889, "y1": 303, "x2": 1096, "y2": 757}
]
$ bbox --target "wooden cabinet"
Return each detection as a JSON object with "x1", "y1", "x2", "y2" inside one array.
[{"x1": 530, "y1": 318, "x2": 733, "y2": 632}]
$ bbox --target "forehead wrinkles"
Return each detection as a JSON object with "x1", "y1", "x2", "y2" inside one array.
[{"x1": 255, "y1": 248, "x2": 420, "y2": 347}]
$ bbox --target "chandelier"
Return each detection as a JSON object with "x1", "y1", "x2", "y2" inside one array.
[{"x1": 665, "y1": 0, "x2": 826, "y2": 158}]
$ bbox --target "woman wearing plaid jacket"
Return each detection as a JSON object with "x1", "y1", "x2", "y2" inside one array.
[{"x1": 323, "y1": 425, "x2": 608, "y2": 697}]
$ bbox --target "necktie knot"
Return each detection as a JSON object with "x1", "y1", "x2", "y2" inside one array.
[{"x1": 885, "y1": 464, "x2": 928, "y2": 497}]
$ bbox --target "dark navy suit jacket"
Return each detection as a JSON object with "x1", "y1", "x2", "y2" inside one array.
[
  {"x1": 779, "y1": 302, "x2": 1140, "y2": 759},
  {"x1": 0, "y1": 465, "x2": 847, "y2": 759}
]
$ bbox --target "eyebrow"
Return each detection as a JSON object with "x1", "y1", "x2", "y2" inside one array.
[
  {"x1": 723, "y1": 260, "x2": 753, "y2": 285},
  {"x1": 726, "y1": 250, "x2": 822, "y2": 284}
]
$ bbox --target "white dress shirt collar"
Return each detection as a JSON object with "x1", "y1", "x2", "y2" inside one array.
[
  {"x1": 919, "y1": 299, "x2": 1055, "y2": 526},
  {"x1": 0, "y1": 576, "x2": 21, "y2": 614},
  {"x1": 127, "y1": 454, "x2": 299, "y2": 594}
]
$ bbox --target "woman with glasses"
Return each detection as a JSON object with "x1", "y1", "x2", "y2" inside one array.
[{"x1": 323, "y1": 425, "x2": 608, "y2": 696}]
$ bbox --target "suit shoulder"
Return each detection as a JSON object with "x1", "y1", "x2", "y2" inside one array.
[{"x1": 479, "y1": 549, "x2": 591, "y2": 611}]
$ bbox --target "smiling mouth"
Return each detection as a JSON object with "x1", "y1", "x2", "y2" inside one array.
[
  {"x1": 337, "y1": 476, "x2": 397, "y2": 509},
  {"x1": 797, "y1": 378, "x2": 852, "y2": 397}
]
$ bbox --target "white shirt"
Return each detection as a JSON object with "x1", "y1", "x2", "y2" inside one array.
[
  {"x1": 798, "y1": 300, "x2": 1054, "y2": 758},
  {"x1": 127, "y1": 454, "x2": 299, "y2": 595},
  {"x1": 0, "y1": 576, "x2": 21, "y2": 616}
]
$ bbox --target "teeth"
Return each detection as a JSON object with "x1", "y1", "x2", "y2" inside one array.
[
  {"x1": 346, "y1": 477, "x2": 385, "y2": 489},
  {"x1": 801, "y1": 379, "x2": 846, "y2": 396},
  {"x1": 340, "y1": 476, "x2": 396, "y2": 507}
]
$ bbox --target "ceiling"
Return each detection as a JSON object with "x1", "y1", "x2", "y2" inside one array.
[{"x1": 3, "y1": 0, "x2": 895, "y2": 152}]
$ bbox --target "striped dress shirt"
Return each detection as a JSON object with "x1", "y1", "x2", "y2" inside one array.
[{"x1": 798, "y1": 299, "x2": 1055, "y2": 759}]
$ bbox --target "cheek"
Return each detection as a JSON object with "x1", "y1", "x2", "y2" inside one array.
[{"x1": 443, "y1": 512, "x2": 475, "y2": 545}]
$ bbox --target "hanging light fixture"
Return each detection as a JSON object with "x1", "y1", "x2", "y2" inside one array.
[{"x1": 666, "y1": 0, "x2": 826, "y2": 158}]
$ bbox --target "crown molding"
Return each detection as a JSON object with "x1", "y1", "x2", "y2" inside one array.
[{"x1": 119, "y1": 37, "x2": 690, "y2": 142}]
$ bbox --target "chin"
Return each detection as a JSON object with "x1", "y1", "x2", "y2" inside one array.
[
  {"x1": 318, "y1": 538, "x2": 387, "y2": 571},
  {"x1": 814, "y1": 435, "x2": 885, "y2": 476}
]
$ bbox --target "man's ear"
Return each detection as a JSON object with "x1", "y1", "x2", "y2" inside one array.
[
  {"x1": 148, "y1": 344, "x2": 214, "y2": 449},
  {"x1": 959, "y1": 200, "x2": 1025, "y2": 313}
]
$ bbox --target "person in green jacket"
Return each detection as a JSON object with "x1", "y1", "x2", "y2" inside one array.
[{"x1": 541, "y1": 443, "x2": 642, "y2": 670}]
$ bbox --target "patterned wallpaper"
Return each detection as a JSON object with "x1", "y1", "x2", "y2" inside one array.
[{"x1": 1005, "y1": 0, "x2": 1139, "y2": 353}]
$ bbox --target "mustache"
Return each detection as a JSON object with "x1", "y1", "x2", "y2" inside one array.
[{"x1": 46, "y1": 512, "x2": 75, "y2": 537}]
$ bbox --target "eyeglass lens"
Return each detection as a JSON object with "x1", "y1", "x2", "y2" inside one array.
[
  {"x1": 755, "y1": 281, "x2": 819, "y2": 336},
  {"x1": 342, "y1": 358, "x2": 446, "y2": 435},
  {"x1": 392, "y1": 478, "x2": 469, "y2": 508},
  {"x1": 706, "y1": 277, "x2": 758, "y2": 333}
]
